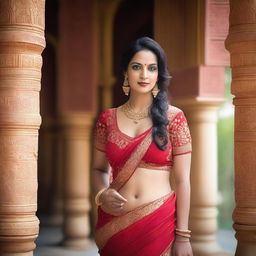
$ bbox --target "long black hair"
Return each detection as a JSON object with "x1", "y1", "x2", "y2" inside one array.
[{"x1": 121, "y1": 37, "x2": 171, "y2": 150}]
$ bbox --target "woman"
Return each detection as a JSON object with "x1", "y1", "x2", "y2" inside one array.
[{"x1": 92, "y1": 37, "x2": 193, "y2": 256}]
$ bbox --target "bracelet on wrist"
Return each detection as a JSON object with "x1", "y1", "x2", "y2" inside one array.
[
  {"x1": 175, "y1": 228, "x2": 192, "y2": 239},
  {"x1": 95, "y1": 188, "x2": 108, "y2": 206},
  {"x1": 175, "y1": 228, "x2": 191, "y2": 234},
  {"x1": 176, "y1": 232, "x2": 191, "y2": 238}
]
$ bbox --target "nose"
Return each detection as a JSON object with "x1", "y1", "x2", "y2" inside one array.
[{"x1": 140, "y1": 67, "x2": 148, "y2": 79}]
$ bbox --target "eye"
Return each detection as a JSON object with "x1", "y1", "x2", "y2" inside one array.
[
  {"x1": 149, "y1": 65, "x2": 157, "y2": 71},
  {"x1": 131, "y1": 64, "x2": 141, "y2": 70}
]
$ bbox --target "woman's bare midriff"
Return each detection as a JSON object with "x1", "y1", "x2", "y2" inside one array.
[{"x1": 118, "y1": 167, "x2": 173, "y2": 212}]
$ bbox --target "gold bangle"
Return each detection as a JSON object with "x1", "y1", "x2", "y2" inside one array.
[
  {"x1": 175, "y1": 228, "x2": 191, "y2": 234},
  {"x1": 95, "y1": 188, "x2": 107, "y2": 206},
  {"x1": 176, "y1": 232, "x2": 191, "y2": 238}
]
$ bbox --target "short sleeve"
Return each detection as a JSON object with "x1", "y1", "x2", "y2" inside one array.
[
  {"x1": 169, "y1": 110, "x2": 192, "y2": 156},
  {"x1": 94, "y1": 110, "x2": 108, "y2": 152}
]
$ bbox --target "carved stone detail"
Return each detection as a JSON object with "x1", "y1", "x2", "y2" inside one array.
[
  {"x1": 225, "y1": 0, "x2": 256, "y2": 255},
  {"x1": 59, "y1": 113, "x2": 93, "y2": 249},
  {"x1": 0, "y1": 0, "x2": 45, "y2": 255}
]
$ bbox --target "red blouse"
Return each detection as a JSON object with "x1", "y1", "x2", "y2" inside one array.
[{"x1": 94, "y1": 105, "x2": 192, "y2": 178}]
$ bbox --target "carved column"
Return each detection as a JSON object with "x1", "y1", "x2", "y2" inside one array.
[
  {"x1": 225, "y1": 1, "x2": 256, "y2": 255},
  {"x1": 98, "y1": 0, "x2": 121, "y2": 110},
  {"x1": 60, "y1": 113, "x2": 93, "y2": 248},
  {"x1": 0, "y1": 0, "x2": 45, "y2": 255},
  {"x1": 58, "y1": 0, "x2": 98, "y2": 248}
]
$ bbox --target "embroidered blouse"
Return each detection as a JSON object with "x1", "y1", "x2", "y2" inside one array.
[{"x1": 94, "y1": 105, "x2": 192, "y2": 176}]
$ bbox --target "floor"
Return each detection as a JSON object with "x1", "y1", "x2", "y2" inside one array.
[{"x1": 34, "y1": 225, "x2": 236, "y2": 256}]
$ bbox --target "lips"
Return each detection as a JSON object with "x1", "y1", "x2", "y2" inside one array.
[{"x1": 138, "y1": 82, "x2": 150, "y2": 86}]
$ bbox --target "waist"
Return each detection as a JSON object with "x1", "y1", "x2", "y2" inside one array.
[{"x1": 118, "y1": 168, "x2": 172, "y2": 212}]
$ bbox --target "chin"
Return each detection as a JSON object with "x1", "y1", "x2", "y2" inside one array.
[{"x1": 130, "y1": 86, "x2": 154, "y2": 95}]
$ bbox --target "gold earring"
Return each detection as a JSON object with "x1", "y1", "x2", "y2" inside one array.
[
  {"x1": 152, "y1": 84, "x2": 159, "y2": 98},
  {"x1": 122, "y1": 77, "x2": 130, "y2": 96}
]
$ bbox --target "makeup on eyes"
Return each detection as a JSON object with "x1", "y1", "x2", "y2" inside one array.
[{"x1": 130, "y1": 62, "x2": 158, "y2": 71}]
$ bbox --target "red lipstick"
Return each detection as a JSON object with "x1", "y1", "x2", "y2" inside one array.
[{"x1": 138, "y1": 82, "x2": 149, "y2": 86}]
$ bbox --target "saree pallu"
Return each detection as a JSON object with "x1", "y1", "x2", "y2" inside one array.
[{"x1": 95, "y1": 192, "x2": 176, "y2": 256}]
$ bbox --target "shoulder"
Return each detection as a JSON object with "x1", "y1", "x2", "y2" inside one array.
[
  {"x1": 96, "y1": 107, "x2": 116, "y2": 124},
  {"x1": 98, "y1": 107, "x2": 115, "y2": 117},
  {"x1": 166, "y1": 105, "x2": 183, "y2": 122}
]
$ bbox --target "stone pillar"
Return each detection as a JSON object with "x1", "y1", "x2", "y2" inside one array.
[
  {"x1": 60, "y1": 113, "x2": 93, "y2": 248},
  {"x1": 58, "y1": 0, "x2": 98, "y2": 248},
  {"x1": 225, "y1": 1, "x2": 256, "y2": 255},
  {"x1": 98, "y1": 0, "x2": 121, "y2": 110},
  {"x1": 175, "y1": 98, "x2": 225, "y2": 256},
  {"x1": 0, "y1": 0, "x2": 45, "y2": 255},
  {"x1": 154, "y1": 1, "x2": 230, "y2": 255}
]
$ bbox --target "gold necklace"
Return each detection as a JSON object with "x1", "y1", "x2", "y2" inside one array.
[{"x1": 121, "y1": 101, "x2": 150, "y2": 124}]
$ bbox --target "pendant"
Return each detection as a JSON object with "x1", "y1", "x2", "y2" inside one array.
[{"x1": 134, "y1": 120, "x2": 138, "y2": 124}]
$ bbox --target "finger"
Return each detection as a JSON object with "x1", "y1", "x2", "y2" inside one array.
[
  {"x1": 107, "y1": 189, "x2": 128, "y2": 202},
  {"x1": 111, "y1": 202, "x2": 125, "y2": 209},
  {"x1": 111, "y1": 201, "x2": 124, "y2": 206},
  {"x1": 113, "y1": 192, "x2": 128, "y2": 203}
]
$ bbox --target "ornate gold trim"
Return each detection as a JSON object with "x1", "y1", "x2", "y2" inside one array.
[
  {"x1": 95, "y1": 192, "x2": 173, "y2": 250},
  {"x1": 137, "y1": 160, "x2": 172, "y2": 171},
  {"x1": 110, "y1": 129, "x2": 152, "y2": 191}
]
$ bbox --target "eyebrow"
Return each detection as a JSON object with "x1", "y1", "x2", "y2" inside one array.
[{"x1": 130, "y1": 62, "x2": 157, "y2": 66}]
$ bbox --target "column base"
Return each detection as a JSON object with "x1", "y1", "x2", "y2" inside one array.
[
  {"x1": 192, "y1": 241, "x2": 222, "y2": 256},
  {"x1": 61, "y1": 238, "x2": 93, "y2": 249},
  {"x1": 235, "y1": 242, "x2": 256, "y2": 256}
]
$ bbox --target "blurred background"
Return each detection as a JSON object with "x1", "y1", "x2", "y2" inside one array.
[{"x1": 36, "y1": 0, "x2": 235, "y2": 255}]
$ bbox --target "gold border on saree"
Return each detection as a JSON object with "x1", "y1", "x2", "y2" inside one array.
[{"x1": 94, "y1": 192, "x2": 174, "y2": 250}]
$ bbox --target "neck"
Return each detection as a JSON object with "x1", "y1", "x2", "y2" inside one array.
[{"x1": 128, "y1": 93, "x2": 153, "y2": 112}]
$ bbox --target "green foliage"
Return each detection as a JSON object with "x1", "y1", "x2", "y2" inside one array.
[
  {"x1": 217, "y1": 67, "x2": 235, "y2": 230},
  {"x1": 217, "y1": 116, "x2": 235, "y2": 229}
]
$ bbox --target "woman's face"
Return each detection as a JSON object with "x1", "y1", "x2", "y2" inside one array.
[{"x1": 126, "y1": 50, "x2": 158, "y2": 96}]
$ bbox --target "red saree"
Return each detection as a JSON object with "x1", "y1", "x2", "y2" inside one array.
[
  {"x1": 94, "y1": 106, "x2": 192, "y2": 256},
  {"x1": 95, "y1": 192, "x2": 176, "y2": 256}
]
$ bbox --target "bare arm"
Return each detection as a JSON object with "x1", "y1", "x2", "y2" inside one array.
[
  {"x1": 173, "y1": 153, "x2": 191, "y2": 230},
  {"x1": 171, "y1": 153, "x2": 193, "y2": 255},
  {"x1": 91, "y1": 148, "x2": 127, "y2": 214},
  {"x1": 91, "y1": 148, "x2": 109, "y2": 194}
]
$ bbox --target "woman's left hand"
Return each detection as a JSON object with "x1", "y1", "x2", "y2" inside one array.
[{"x1": 171, "y1": 239, "x2": 193, "y2": 256}]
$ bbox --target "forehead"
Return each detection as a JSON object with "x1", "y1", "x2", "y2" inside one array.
[{"x1": 130, "y1": 50, "x2": 157, "y2": 64}]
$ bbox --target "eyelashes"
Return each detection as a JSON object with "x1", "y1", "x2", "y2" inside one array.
[{"x1": 131, "y1": 64, "x2": 158, "y2": 72}]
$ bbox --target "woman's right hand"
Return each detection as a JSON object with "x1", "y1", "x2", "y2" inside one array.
[{"x1": 100, "y1": 188, "x2": 128, "y2": 215}]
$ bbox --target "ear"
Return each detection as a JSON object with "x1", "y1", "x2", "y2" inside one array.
[{"x1": 123, "y1": 71, "x2": 127, "y2": 77}]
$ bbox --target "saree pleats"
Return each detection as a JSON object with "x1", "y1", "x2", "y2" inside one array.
[{"x1": 95, "y1": 192, "x2": 176, "y2": 256}]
